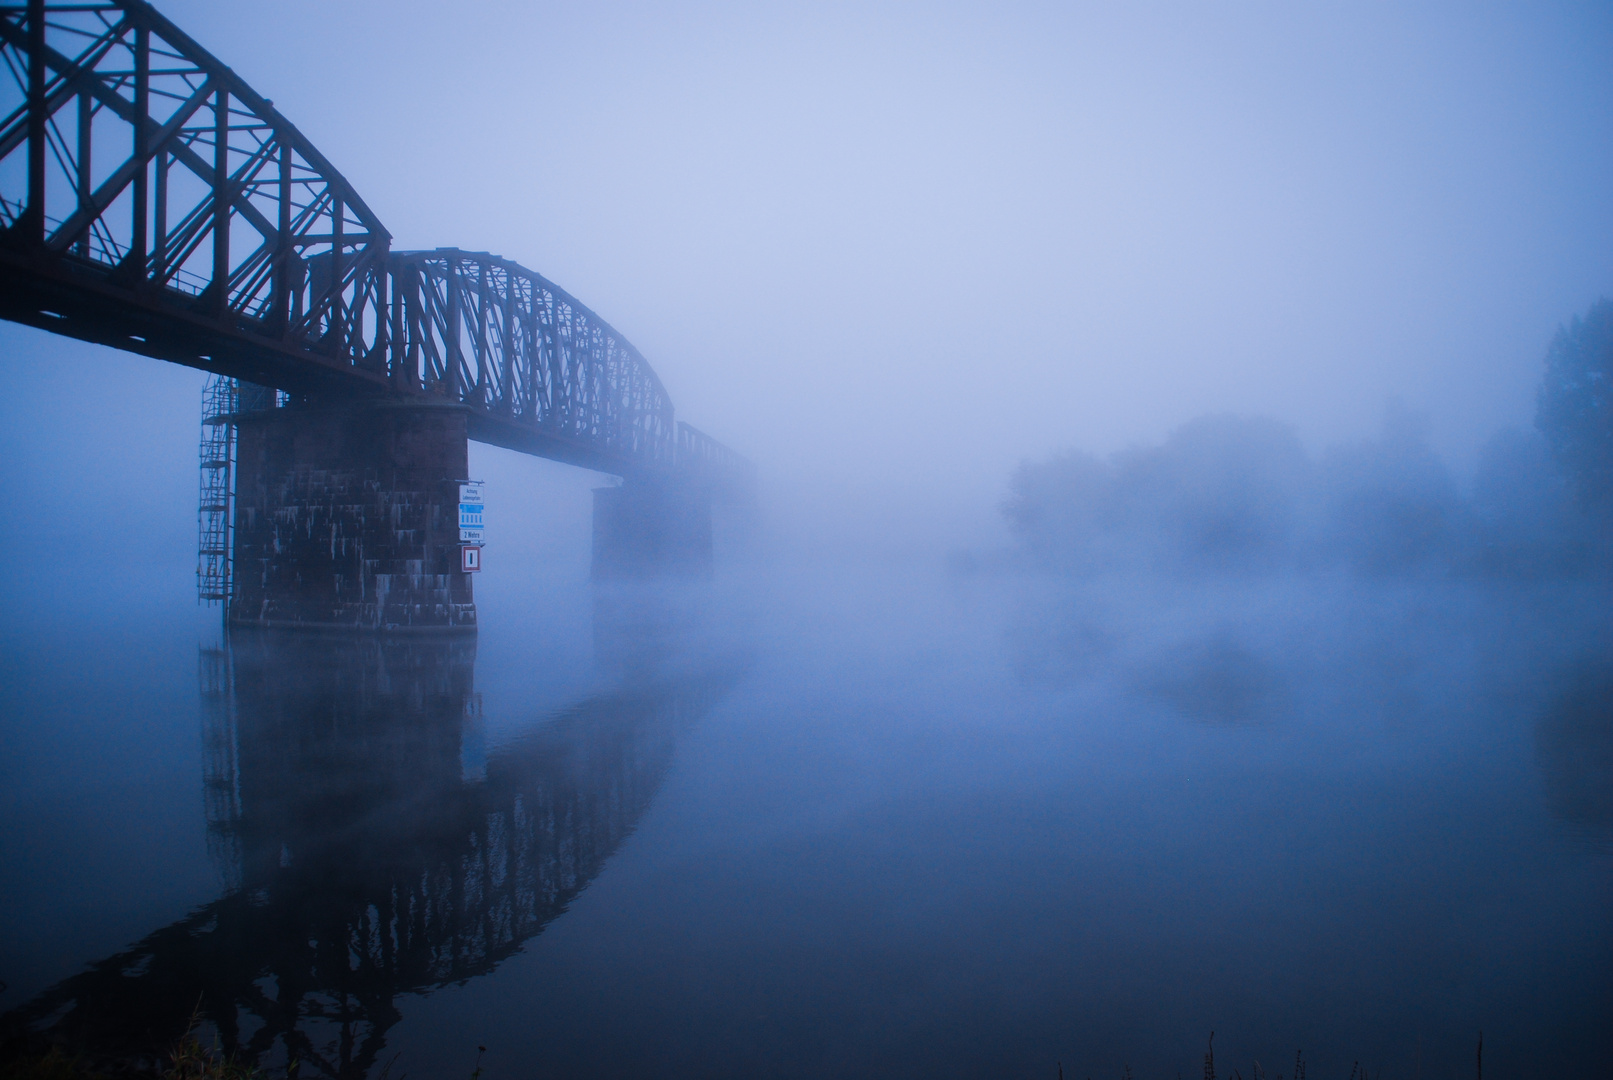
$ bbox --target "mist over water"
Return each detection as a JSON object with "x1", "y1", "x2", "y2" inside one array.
[
  {"x1": 4, "y1": 1, "x2": 1613, "y2": 1077},
  {"x1": 9, "y1": 543, "x2": 1610, "y2": 1077}
]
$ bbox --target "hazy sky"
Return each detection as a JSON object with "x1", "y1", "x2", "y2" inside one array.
[{"x1": 6, "y1": 1, "x2": 1613, "y2": 554}]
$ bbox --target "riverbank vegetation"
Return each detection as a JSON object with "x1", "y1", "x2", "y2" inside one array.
[{"x1": 1004, "y1": 300, "x2": 1613, "y2": 582}]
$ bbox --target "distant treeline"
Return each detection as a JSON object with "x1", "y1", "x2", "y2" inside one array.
[{"x1": 1006, "y1": 300, "x2": 1613, "y2": 578}]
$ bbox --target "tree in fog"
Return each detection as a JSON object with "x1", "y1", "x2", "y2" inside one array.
[
  {"x1": 1005, "y1": 415, "x2": 1310, "y2": 574},
  {"x1": 1004, "y1": 448, "x2": 1115, "y2": 571},
  {"x1": 1110, "y1": 414, "x2": 1310, "y2": 573},
  {"x1": 1005, "y1": 408, "x2": 1497, "y2": 578},
  {"x1": 1315, "y1": 404, "x2": 1466, "y2": 575},
  {"x1": 1536, "y1": 298, "x2": 1613, "y2": 516}
]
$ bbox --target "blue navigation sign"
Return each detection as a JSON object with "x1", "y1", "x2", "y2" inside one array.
[{"x1": 459, "y1": 482, "x2": 485, "y2": 546}]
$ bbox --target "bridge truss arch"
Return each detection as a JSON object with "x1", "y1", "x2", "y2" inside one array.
[{"x1": 0, "y1": 0, "x2": 744, "y2": 482}]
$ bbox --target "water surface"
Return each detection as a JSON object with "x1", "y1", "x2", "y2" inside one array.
[{"x1": 2, "y1": 567, "x2": 1609, "y2": 1078}]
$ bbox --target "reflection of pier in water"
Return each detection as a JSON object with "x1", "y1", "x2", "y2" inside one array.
[{"x1": 3, "y1": 628, "x2": 739, "y2": 1077}]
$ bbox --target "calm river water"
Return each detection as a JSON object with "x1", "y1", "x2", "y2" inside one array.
[{"x1": 2, "y1": 566, "x2": 1609, "y2": 1079}]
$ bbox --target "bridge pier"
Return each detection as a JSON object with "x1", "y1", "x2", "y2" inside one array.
[
  {"x1": 592, "y1": 480, "x2": 714, "y2": 580},
  {"x1": 231, "y1": 401, "x2": 476, "y2": 632}
]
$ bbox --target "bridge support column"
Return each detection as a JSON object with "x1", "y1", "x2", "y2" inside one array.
[
  {"x1": 592, "y1": 480, "x2": 713, "y2": 580},
  {"x1": 231, "y1": 401, "x2": 476, "y2": 632}
]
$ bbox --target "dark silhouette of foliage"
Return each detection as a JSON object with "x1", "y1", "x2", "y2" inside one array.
[{"x1": 1537, "y1": 298, "x2": 1613, "y2": 515}]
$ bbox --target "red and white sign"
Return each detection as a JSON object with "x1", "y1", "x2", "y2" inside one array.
[{"x1": 461, "y1": 545, "x2": 482, "y2": 573}]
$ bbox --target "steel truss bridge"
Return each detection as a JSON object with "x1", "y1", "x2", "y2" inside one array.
[{"x1": 0, "y1": 0, "x2": 746, "y2": 479}]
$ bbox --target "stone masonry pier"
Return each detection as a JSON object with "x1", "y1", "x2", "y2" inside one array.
[{"x1": 231, "y1": 401, "x2": 476, "y2": 633}]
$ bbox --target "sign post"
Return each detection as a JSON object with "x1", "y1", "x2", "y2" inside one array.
[{"x1": 458, "y1": 482, "x2": 484, "y2": 571}]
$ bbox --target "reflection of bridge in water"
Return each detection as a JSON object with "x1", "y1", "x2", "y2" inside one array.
[{"x1": 2, "y1": 627, "x2": 740, "y2": 1077}]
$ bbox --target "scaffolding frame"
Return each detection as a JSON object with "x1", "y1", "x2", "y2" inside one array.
[{"x1": 198, "y1": 374, "x2": 237, "y2": 605}]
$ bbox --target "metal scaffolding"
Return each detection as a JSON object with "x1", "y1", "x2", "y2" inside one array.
[{"x1": 197, "y1": 373, "x2": 236, "y2": 604}]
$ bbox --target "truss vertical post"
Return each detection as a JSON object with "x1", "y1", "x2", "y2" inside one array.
[
  {"x1": 75, "y1": 91, "x2": 91, "y2": 257},
  {"x1": 273, "y1": 140, "x2": 291, "y2": 332},
  {"x1": 153, "y1": 150, "x2": 168, "y2": 281},
  {"x1": 502, "y1": 275, "x2": 515, "y2": 413},
  {"x1": 446, "y1": 261, "x2": 462, "y2": 398},
  {"x1": 23, "y1": 0, "x2": 45, "y2": 246},
  {"x1": 407, "y1": 264, "x2": 425, "y2": 389},
  {"x1": 389, "y1": 260, "x2": 408, "y2": 390},
  {"x1": 477, "y1": 264, "x2": 490, "y2": 405},
  {"x1": 330, "y1": 193, "x2": 344, "y2": 354},
  {"x1": 211, "y1": 87, "x2": 229, "y2": 315},
  {"x1": 129, "y1": 22, "x2": 149, "y2": 279},
  {"x1": 374, "y1": 256, "x2": 388, "y2": 370}
]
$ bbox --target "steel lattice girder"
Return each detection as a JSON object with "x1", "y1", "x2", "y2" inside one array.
[
  {"x1": 388, "y1": 248, "x2": 679, "y2": 474},
  {"x1": 0, "y1": 0, "x2": 393, "y2": 397},
  {"x1": 0, "y1": 0, "x2": 745, "y2": 480}
]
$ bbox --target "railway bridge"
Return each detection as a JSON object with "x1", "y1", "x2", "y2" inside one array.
[{"x1": 0, "y1": 0, "x2": 748, "y2": 631}]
